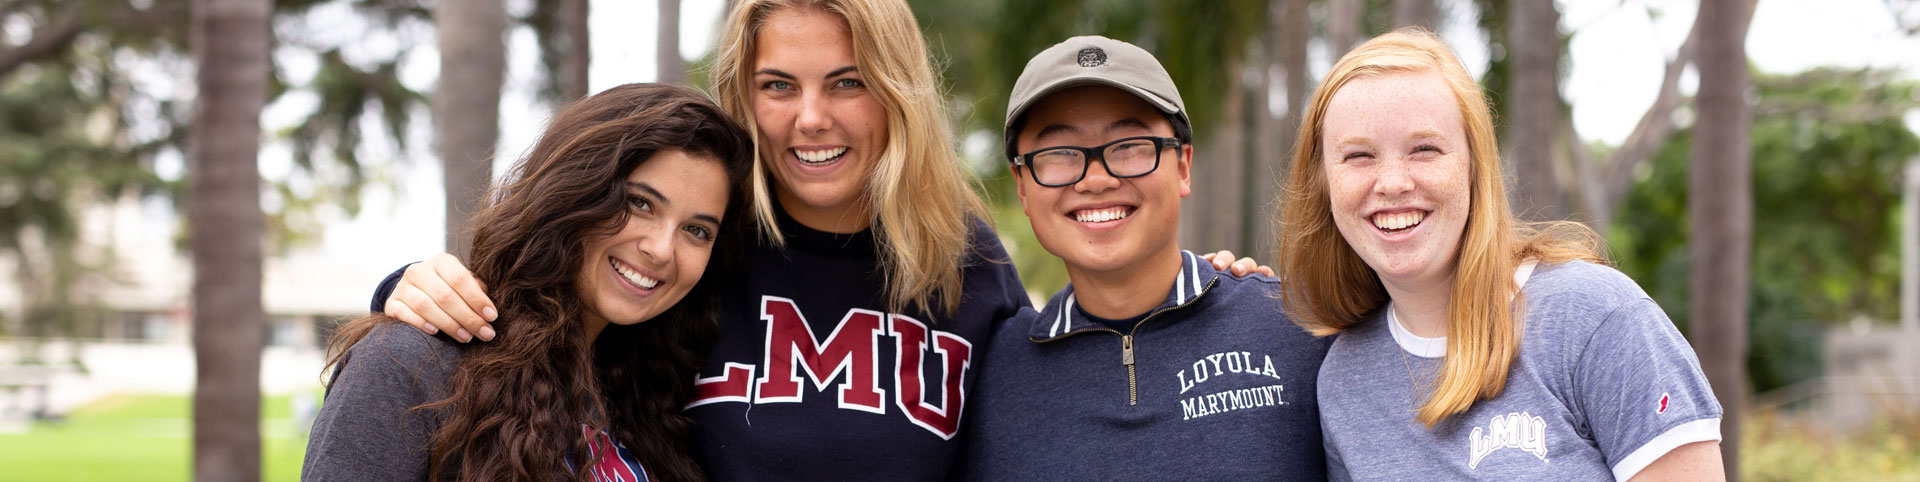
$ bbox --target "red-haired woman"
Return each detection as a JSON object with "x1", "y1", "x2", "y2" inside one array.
[{"x1": 1277, "y1": 29, "x2": 1724, "y2": 481}]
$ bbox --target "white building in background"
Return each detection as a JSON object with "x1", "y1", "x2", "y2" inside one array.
[{"x1": 0, "y1": 194, "x2": 395, "y2": 425}]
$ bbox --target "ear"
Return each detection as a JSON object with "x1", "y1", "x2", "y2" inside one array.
[
  {"x1": 1010, "y1": 163, "x2": 1031, "y2": 207},
  {"x1": 1176, "y1": 144, "x2": 1193, "y2": 198}
]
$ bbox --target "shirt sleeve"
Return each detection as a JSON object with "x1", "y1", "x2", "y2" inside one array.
[
  {"x1": 302, "y1": 325, "x2": 448, "y2": 481},
  {"x1": 1323, "y1": 414, "x2": 1351, "y2": 482},
  {"x1": 368, "y1": 263, "x2": 413, "y2": 313},
  {"x1": 1573, "y1": 298, "x2": 1723, "y2": 481}
]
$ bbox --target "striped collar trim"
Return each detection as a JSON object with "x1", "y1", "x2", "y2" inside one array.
[{"x1": 1031, "y1": 250, "x2": 1216, "y2": 341}]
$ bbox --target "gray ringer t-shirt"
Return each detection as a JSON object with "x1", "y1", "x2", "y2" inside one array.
[{"x1": 1318, "y1": 261, "x2": 1721, "y2": 481}]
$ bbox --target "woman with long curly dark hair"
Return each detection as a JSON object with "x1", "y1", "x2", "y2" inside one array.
[{"x1": 301, "y1": 83, "x2": 753, "y2": 482}]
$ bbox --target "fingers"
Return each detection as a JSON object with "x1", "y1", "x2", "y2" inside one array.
[
  {"x1": 1202, "y1": 250, "x2": 1235, "y2": 270},
  {"x1": 396, "y1": 255, "x2": 496, "y2": 342},
  {"x1": 389, "y1": 283, "x2": 472, "y2": 342},
  {"x1": 427, "y1": 255, "x2": 498, "y2": 341},
  {"x1": 1200, "y1": 249, "x2": 1275, "y2": 277},
  {"x1": 384, "y1": 295, "x2": 436, "y2": 335},
  {"x1": 1229, "y1": 257, "x2": 1275, "y2": 278}
]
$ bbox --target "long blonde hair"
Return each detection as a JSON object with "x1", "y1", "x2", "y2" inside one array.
[
  {"x1": 1275, "y1": 28, "x2": 1602, "y2": 427},
  {"x1": 710, "y1": 0, "x2": 986, "y2": 316}
]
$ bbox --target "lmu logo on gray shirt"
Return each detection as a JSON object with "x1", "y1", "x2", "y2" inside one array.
[
  {"x1": 1174, "y1": 350, "x2": 1288, "y2": 420},
  {"x1": 1468, "y1": 411, "x2": 1550, "y2": 469}
]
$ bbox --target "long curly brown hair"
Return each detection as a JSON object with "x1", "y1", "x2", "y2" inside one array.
[{"x1": 325, "y1": 83, "x2": 752, "y2": 481}]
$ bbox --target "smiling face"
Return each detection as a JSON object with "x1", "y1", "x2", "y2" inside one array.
[
  {"x1": 1321, "y1": 69, "x2": 1471, "y2": 292},
  {"x1": 1014, "y1": 85, "x2": 1191, "y2": 276},
  {"x1": 577, "y1": 149, "x2": 731, "y2": 335},
  {"x1": 750, "y1": 6, "x2": 889, "y2": 233}
]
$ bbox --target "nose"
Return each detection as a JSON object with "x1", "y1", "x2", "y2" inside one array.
[
  {"x1": 1373, "y1": 157, "x2": 1414, "y2": 197},
  {"x1": 1072, "y1": 157, "x2": 1121, "y2": 193},
  {"x1": 796, "y1": 91, "x2": 832, "y2": 137},
  {"x1": 636, "y1": 222, "x2": 676, "y2": 268}
]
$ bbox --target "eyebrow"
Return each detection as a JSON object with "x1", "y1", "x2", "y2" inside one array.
[
  {"x1": 754, "y1": 66, "x2": 860, "y2": 80},
  {"x1": 1407, "y1": 129, "x2": 1447, "y2": 142},
  {"x1": 1033, "y1": 117, "x2": 1154, "y2": 145},
  {"x1": 1328, "y1": 135, "x2": 1371, "y2": 149},
  {"x1": 629, "y1": 181, "x2": 725, "y2": 225},
  {"x1": 627, "y1": 182, "x2": 669, "y2": 206}
]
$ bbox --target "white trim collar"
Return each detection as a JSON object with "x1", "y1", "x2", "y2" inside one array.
[{"x1": 1385, "y1": 260, "x2": 1540, "y2": 359}]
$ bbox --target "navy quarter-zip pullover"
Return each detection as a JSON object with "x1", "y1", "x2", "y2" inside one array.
[{"x1": 960, "y1": 250, "x2": 1332, "y2": 481}]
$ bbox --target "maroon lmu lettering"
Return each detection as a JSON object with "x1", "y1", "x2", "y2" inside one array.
[
  {"x1": 754, "y1": 297, "x2": 887, "y2": 412},
  {"x1": 889, "y1": 315, "x2": 971, "y2": 439},
  {"x1": 686, "y1": 296, "x2": 975, "y2": 438}
]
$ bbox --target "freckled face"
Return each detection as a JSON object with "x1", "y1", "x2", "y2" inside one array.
[
  {"x1": 1320, "y1": 70, "x2": 1471, "y2": 291},
  {"x1": 750, "y1": 7, "x2": 889, "y2": 232},
  {"x1": 577, "y1": 150, "x2": 730, "y2": 329}
]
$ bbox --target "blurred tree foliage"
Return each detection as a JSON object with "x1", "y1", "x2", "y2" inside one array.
[
  {"x1": 0, "y1": 0, "x2": 591, "y2": 340},
  {"x1": 1610, "y1": 67, "x2": 1920, "y2": 393},
  {"x1": 0, "y1": 0, "x2": 428, "y2": 340}
]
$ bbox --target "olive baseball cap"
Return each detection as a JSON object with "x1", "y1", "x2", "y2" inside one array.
[{"x1": 1003, "y1": 35, "x2": 1189, "y2": 159}]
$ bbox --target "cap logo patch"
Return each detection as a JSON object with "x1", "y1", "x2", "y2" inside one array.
[{"x1": 1076, "y1": 47, "x2": 1107, "y2": 67}]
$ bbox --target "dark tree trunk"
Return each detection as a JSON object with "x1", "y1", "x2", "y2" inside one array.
[
  {"x1": 1253, "y1": 0, "x2": 1310, "y2": 255},
  {"x1": 435, "y1": 0, "x2": 507, "y2": 260},
  {"x1": 189, "y1": 0, "x2": 268, "y2": 479},
  {"x1": 1394, "y1": 0, "x2": 1439, "y2": 30},
  {"x1": 559, "y1": 0, "x2": 591, "y2": 100},
  {"x1": 1181, "y1": 58, "x2": 1248, "y2": 255},
  {"x1": 1508, "y1": 0, "x2": 1563, "y2": 220},
  {"x1": 1327, "y1": 0, "x2": 1362, "y2": 58},
  {"x1": 1689, "y1": 0, "x2": 1754, "y2": 478},
  {"x1": 657, "y1": 0, "x2": 684, "y2": 84}
]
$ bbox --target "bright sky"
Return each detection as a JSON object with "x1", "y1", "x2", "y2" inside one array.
[{"x1": 239, "y1": 0, "x2": 1918, "y2": 276}]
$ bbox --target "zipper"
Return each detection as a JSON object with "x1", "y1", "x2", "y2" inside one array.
[
  {"x1": 1032, "y1": 277, "x2": 1221, "y2": 407},
  {"x1": 1123, "y1": 335, "x2": 1137, "y2": 405}
]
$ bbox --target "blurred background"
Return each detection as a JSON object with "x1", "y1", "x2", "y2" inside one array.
[{"x1": 0, "y1": 0, "x2": 1916, "y2": 480}]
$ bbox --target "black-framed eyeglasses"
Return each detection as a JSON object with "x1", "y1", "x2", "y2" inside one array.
[{"x1": 1011, "y1": 136, "x2": 1181, "y2": 188}]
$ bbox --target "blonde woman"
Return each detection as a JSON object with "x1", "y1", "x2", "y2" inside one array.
[{"x1": 1277, "y1": 29, "x2": 1725, "y2": 480}]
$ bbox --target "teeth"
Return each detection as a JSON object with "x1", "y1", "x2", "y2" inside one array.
[
  {"x1": 795, "y1": 147, "x2": 847, "y2": 164},
  {"x1": 1073, "y1": 207, "x2": 1131, "y2": 223},
  {"x1": 611, "y1": 258, "x2": 660, "y2": 289},
  {"x1": 1371, "y1": 211, "x2": 1426, "y2": 231}
]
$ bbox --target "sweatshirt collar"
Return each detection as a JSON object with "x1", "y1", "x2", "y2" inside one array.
[{"x1": 1028, "y1": 250, "x2": 1218, "y2": 341}]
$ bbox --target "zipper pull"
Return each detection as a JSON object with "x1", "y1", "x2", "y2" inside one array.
[{"x1": 1122, "y1": 335, "x2": 1134, "y2": 365}]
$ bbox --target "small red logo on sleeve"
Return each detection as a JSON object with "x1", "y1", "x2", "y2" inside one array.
[{"x1": 1657, "y1": 393, "x2": 1670, "y2": 414}]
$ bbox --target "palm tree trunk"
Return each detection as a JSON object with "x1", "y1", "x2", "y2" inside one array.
[
  {"x1": 1508, "y1": 0, "x2": 1563, "y2": 220},
  {"x1": 1689, "y1": 0, "x2": 1754, "y2": 478},
  {"x1": 1252, "y1": 0, "x2": 1309, "y2": 255},
  {"x1": 559, "y1": 0, "x2": 591, "y2": 100},
  {"x1": 1394, "y1": 0, "x2": 1440, "y2": 30},
  {"x1": 435, "y1": 0, "x2": 507, "y2": 260},
  {"x1": 189, "y1": 0, "x2": 268, "y2": 479},
  {"x1": 657, "y1": 0, "x2": 684, "y2": 84},
  {"x1": 1327, "y1": 0, "x2": 1362, "y2": 58}
]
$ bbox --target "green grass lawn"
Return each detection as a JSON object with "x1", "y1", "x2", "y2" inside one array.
[{"x1": 0, "y1": 393, "x2": 311, "y2": 482}]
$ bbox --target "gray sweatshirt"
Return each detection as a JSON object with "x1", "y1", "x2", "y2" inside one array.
[{"x1": 302, "y1": 323, "x2": 458, "y2": 481}]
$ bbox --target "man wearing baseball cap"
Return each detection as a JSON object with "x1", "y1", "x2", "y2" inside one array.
[{"x1": 958, "y1": 36, "x2": 1330, "y2": 480}]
